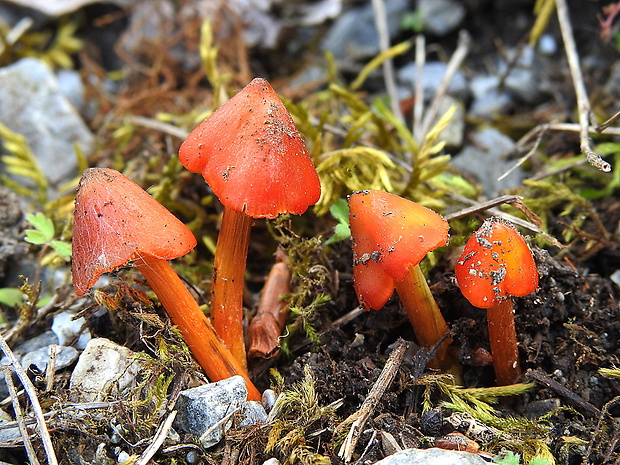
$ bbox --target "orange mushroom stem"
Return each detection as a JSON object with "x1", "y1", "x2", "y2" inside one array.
[
  {"x1": 72, "y1": 168, "x2": 261, "y2": 400},
  {"x1": 454, "y1": 217, "x2": 539, "y2": 386},
  {"x1": 179, "y1": 77, "x2": 321, "y2": 368},
  {"x1": 348, "y1": 190, "x2": 454, "y2": 371}
]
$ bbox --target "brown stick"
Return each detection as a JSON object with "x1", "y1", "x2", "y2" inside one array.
[{"x1": 247, "y1": 253, "x2": 292, "y2": 359}]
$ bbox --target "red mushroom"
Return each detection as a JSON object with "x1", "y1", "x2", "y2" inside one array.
[
  {"x1": 72, "y1": 168, "x2": 261, "y2": 400},
  {"x1": 454, "y1": 217, "x2": 538, "y2": 385},
  {"x1": 178, "y1": 77, "x2": 321, "y2": 368},
  {"x1": 348, "y1": 190, "x2": 453, "y2": 369}
]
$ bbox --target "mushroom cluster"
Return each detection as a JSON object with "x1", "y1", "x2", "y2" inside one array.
[{"x1": 71, "y1": 76, "x2": 540, "y2": 404}]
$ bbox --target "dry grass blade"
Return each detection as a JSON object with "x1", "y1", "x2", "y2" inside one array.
[
  {"x1": 135, "y1": 410, "x2": 178, "y2": 465},
  {"x1": 0, "y1": 334, "x2": 58, "y2": 465},
  {"x1": 2, "y1": 366, "x2": 39, "y2": 465},
  {"x1": 556, "y1": 0, "x2": 612, "y2": 172}
]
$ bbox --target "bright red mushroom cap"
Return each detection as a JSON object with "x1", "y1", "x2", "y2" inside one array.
[
  {"x1": 178, "y1": 77, "x2": 321, "y2": 219},
  {"x1": 72, "y1": 168, "x2": 197, "y2": 296},
  {"x1": 455, "y1": 218, "x2": 538, "y2": 308},
  {"x1": 349, "y1": 190, "x2": 450, "y2": 310}
]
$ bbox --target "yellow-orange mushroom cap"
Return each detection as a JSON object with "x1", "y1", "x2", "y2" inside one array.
[
  {"x1": 178, "y1": 77, "x2": 321, "y2": 219},
  {"x1": 455, "y1": 218, "x2": 538, "y2": 308},
  {"x1": 72, "y1": 168, "x2": 197, "y2": 295},
  {"x1": 349, "y1": 190, "x2": 450, "y2": 310}
]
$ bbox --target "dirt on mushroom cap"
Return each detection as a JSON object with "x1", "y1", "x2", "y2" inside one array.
[
  {"x1": 455, "y1": 217, "x2": 539, "y2": 308},
  {"x1": 178, "y1": 77, "x2": 321, "y2": 219},
  {"x1": 348, "y1": 190, "x2": 449, "y2": 310}
]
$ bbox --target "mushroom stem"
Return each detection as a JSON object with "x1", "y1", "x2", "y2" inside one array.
[
  {"x1": 394, "y1": 264, "x2": 452, "y2": 368},
  {"x1": 134, "y1": 253, "x2": 261, "y2": 400},
  {"x1": 487, "y1": 299, "x2": 521, "y2": 385},
  {"x1": 211, "y1": 207, "x2": 253, "y2": 369}
]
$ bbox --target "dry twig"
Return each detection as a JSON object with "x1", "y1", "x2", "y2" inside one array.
[
  {"x1": 135, "y1": 410, "x2": 177, "y2": 465},
  {"x1": 419, "y1": 30, "x2": 471, "y2": 139},
  {"x1": 371, "y1": 0, "x2": 404, "y2": 124},
  {"x1": 2, "y1": 365, "x2": 39, "y2": 464},
  {"x1": 556, "y1": 0, "x2": 612, "y2": 172},
  {"x1": 0, "y1": 334, "x2": 58, "y2": 465},
  {"x1": 338, "y1": 338, "x2": 409, "y2": 462}
]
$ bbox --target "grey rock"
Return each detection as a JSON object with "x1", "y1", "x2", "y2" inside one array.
[
  {"x1": 321, "y1": 0, "x2": 409, "y2": 61},
  {"x1": 0, "y1": 58, "x2": 94, "y2": 193},
  {"x1": 418, "y1": 0, "x2": 466, "y2": 36},
  {"x1": 500, "y1": 46, "x2": 544, "y2": 104},
  {"x1": 241, "y1": 400, "x2": 268, "y2": 426},
  {"x1": 51, "y1": 310, "x2": 91, "y2": 350},
  {"x1": 397, "y1": 61, "x2": 469, "y2": 101},
  {"x1": 5, "y1": 0, "x2": 132, "y2": 17},
  {"x1": 10, "y1": 331, "x2": 59, "y2": 356},
  {"x1": 374, "y1": 448, "x2": 488, "y2": 465},
  {"x1": 433, "y1": 95, "x2": 465, "y2": 149},
  {"x1": 174, "y1": 375, "x2": 267, "y2": 448},
  {"x1": 55, "y1": 69, "x2": 86, "y2": 112},
  {"x1": 524, "y1": 398, "x2": 561, "y2": 420},
  {"x1": 452, "y1": 128, "x2": 521, "y2": 197},
  {"x1": 21, "y1": 344, "x2": 78, "y2": 372},
  {"x1": 537, "y1": 33, "x2": 558, "y2": 55},
  {"x1": 469, "y1": 75, "x2": 512, "y2": 118},
  {"x1": 69, "y1": 338, "x2": 147, "y2": 402}
]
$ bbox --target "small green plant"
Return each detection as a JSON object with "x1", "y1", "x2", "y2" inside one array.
[
  {"x1": 0, "y1": 287, "x2": 22, "y2": 308},
  {"x1": 494, "y1": 450, "x2": 552, "y2": 465},
  {"x1": 25, "y1": 212, "x2": 72, "y2": 262},
  {"x1": 323, "y1": 198, "x2": 350, "y2": 246}
]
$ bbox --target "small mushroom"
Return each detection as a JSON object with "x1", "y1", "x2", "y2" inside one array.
[
  {"x1": 348, "y1": 190, "x2": 453, "y2": 369},
  {"x1": 72, "y1": 168, "x2": 261, "y2": 400},
  {"x1": 179, "y1": 77, "x2": 321, "y2": 367},
  {"x1": 454, "y1": 217, "x2": 538, "y2": 385}
]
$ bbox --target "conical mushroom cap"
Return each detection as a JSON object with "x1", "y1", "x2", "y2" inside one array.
[
  {"x1": 349, "y1": 190, "x2": 450, "y2": 310},
  {"x1": 179, "y1": 77, "x2": 321, "y2": 219},
  {"x1": 455, "y1": 218, "x2": 538, "y2": 308},
  {"x1": 72, "y1": 168, "x2": 197, "y2": 296}
]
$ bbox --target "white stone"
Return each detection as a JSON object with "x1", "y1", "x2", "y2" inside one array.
[
  {"x1": 69, "y1": 338, "x2": 146, "y2": 402},
  {"x1": 374, "y1": 448, "x2": 488, "y2": 465}
]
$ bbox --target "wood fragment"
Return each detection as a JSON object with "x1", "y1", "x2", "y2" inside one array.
[{"x1": 247, "y1": 249, "x2": 292, "y2": 359}]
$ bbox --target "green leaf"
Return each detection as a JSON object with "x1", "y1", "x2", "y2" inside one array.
[
  {"x1": 528, "y1": 458, "x2": 551, "y2": 465},
  {"x1": 494, "y1": 451, "x2": 521, "y2": 465},
  {"x1": 323, "y1": 199, "x2": 351, "y2": 246},
  {"x1": 24, "y1": 212, "x2": 55, "y2": 245},
  {"x1": 0, "y1": 288, "x2": 22, "y2": 308},
  {"x1": 329, "y1": 198, "x2": 349, "y2": 223},
  {"x1": 50, "y1": 240, "x2": 72, "y2": 261}
]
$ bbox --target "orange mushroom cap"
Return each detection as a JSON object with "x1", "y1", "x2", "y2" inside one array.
[
  {"x1": 454, "y1": 218, "x2": 538, "y2": 308},
  {"x1": 72, "y1": 168, "x2": 197, "y2": 296},
  {"x1": 349, "y1": 190, "x2": 450, "y2": 310},
  {"x1": 178, "y1": 77, "x2": 321, "y2": 219}
]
